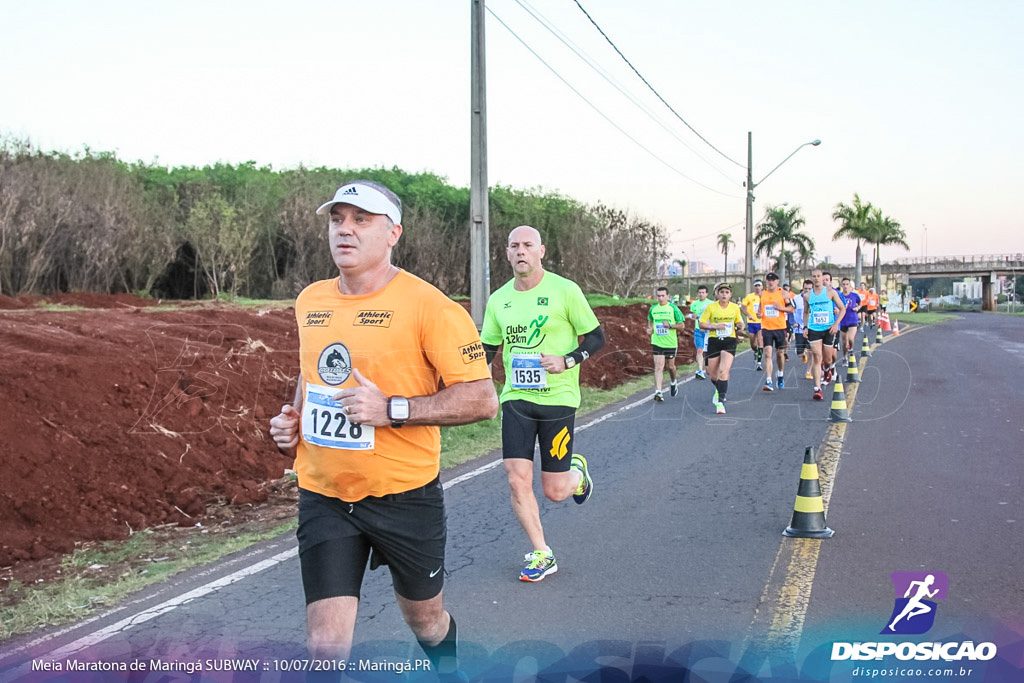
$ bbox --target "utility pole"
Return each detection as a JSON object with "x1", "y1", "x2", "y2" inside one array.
[
  {"x1": 744, "y1": 132, "x2": 754, "y2": 294},
  {"x1": 744, "y1": 133, "x2": 821, "y2": 294},
  {"x1": 469, "y1": 0, "x2": 490, "y2": 327}
]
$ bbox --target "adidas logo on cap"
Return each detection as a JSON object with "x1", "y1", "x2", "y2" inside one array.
[{"x1": 341, "y1": 186, "x2": 359, "y2": 196}]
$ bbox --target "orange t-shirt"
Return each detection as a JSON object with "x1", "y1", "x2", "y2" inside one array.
[
  {"x1": 865, "y1": 293, "x2": 879, "y2": 310},
  {"x1": 758, "y1": 289, "x2": 790, "y2": 331},
  {"x1": 293, "y1": 271, "x2": 491, "y2": 501}
]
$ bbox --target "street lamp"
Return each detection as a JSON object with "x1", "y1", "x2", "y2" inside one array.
[{"x1": 744, "y1": 133, "x2": 821, "y2": 293}]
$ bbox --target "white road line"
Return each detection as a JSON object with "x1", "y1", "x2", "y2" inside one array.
[
  {"x1": 4, "y1": 548, "x2": 297, "y2": 677},
  {"x1": 10, "y1": 381, "x2": 667, "y2": 668}
]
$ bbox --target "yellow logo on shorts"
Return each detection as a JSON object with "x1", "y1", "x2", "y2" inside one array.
[{"x1": 550, "y1": 427, "x2": 570, "y2": 460}]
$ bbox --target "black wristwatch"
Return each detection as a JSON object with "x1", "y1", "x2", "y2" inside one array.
[{"x1": 388, "y1": 396, "x2": 410, "y2": 428}]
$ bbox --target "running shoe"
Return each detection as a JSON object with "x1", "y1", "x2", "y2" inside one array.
[
  {"x1": 712, "y1": 390, "x2": 719, "y2": 405},
  {"x1": 801, "y1": 352, "x2": 808, "y2": 363},
  {"x1": 571, "y1": 454, "x2": 593, "y2": 504},
  {"x1": 695, "y1": 370, "x2": 707, "y2": 380},
  {"x1": 670, "y1": 381, "x2": 678, "y2": 397},
  {"x1": 520, "y1": 549, "x2": 557, "y2": 582},
  {"x1": 763, "y1": 379, "x2": 774, "y2": 392},
  {"x1": 777, "y1": 375, "x2": 785, "y2": 389},
  {"x1": 715, "y1": 402, "x2": 726, "y2": 415},
  {"x1": 805, "y1": 369, "x2": 813, "y2": 380},
  {"x1": 813, "y1": 387, "x2": 824, "y2": 401},
  {"x1": 756, "y1": 362, "x2": 763, "y2": 372},
  {"x1": 783, "y1": 351, "x2": 790, "y2": 360},
  {"x1": 654, "y1": 391, "x2": 664, "y2": 403}
]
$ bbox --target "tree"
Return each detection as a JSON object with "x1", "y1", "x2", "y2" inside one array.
[
  {"x1": 717, "y1": 232, "x2": 734, "y2": 275},
  {"x1": 865, "y1": 207, "x2": 908, "y2": 290},
  {"x1": 832, "y1": 193, "x2": 873, "y2": 286},
  {"x1": 754, "y1": 205, "x2": 814, "y2": 285},
  {"x1": 561, "y1": 204, "x2": 668, "y2": 298}
]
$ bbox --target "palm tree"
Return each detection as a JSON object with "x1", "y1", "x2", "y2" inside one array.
[
  {"x1": 832, "y1": 193, "x2": 873, "y2": 286},
  {"x1": 865, "y1": 207, "x2": 908, "y2": 289},
  {"x1": 717, "y1": 233, "x2": 735, "y2": 275},
  {"x1": 754, "y1": 205, "x2": 814, "y2": 285}
]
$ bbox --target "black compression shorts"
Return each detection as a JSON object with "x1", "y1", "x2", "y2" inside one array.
[{"x1": 501, "y1": 399, "x2": 576, "y2": 473}]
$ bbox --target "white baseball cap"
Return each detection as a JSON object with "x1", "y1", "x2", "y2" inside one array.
[{"x1": 316, "y1": 182, "x2": 402, "y2": 224}]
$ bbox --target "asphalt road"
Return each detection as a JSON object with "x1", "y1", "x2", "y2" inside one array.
[{"x1": 2, "y1": 314, "x2": 1021, "y2": 682}]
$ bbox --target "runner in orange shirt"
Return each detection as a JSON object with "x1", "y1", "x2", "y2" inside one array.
[
  {"x1": 757, "y1": 272, "x2": 795, "y2": 390},
  {"x1": 268, "y1": 180, "x2": 498, "y2": 679},
  {"x1": 864, "y1": 287, "x2": 881, "y2": 327}
]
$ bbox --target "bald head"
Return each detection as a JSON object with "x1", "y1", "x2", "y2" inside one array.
[
  {"x1": 506, "y1": 225, "x2": 546, "y2": 285},
  {"x1": 508, "y1": 225, "x2": 542, "y2": 246}
]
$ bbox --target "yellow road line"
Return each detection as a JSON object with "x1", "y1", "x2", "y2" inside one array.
[{"x1": 745, "y1": 323, "x2": 922, "y2": 659}]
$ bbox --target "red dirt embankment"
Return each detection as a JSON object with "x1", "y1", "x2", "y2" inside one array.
[{"x1": 0, "y1": 293, "x2": 692, "y2": 568}]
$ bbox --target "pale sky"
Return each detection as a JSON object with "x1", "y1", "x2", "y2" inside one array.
[{"x1": 3, "y1": 0, "x2": 1022, "y2": 268}]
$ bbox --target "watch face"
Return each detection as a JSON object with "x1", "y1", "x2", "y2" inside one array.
[{"x1": 390, "y1": 398, "x2": 410, "y2": 420}]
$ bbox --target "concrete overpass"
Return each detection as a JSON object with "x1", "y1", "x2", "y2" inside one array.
[{"x1": 672, "y1": 253, "x2": 1022, "y2": 311}]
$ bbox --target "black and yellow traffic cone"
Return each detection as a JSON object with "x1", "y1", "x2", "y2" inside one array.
[
  {"x1": 860, "y1": 334, "x2": 872, "y2": 358},
  {"x1": 845, "y1": 351, "x2": 860, "y2": 384},
  {"x1": 875, "y1": 325, "x2": 884, "y2": 344},
  {"x1": 783, "y1": 447, "x2": 835, "y2": 539},
  {"x1": 829, "y1": 379, "x2": 852, "y2": 423}
]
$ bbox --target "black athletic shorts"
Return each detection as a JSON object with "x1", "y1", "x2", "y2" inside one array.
[
  {"x1": 840, "y1": 324, "x2": 857, "y2": 333},
  {"x1": 761, "y1": 329, "x2": 787, "y2": 349},
  {"x1": 297, "y1": 479, "x2": 446, "y2": 604},
  {"x1": 651, "y1": 344, "x2": 677, "y2": 358},
  {"x1": 806, "y1": 328, "x2": 837, "y2": 347},
  {"x1": 706, "y1": 336, "x2": 738, "y2": 359},
  {"x1": 501, "y1": 399, "x2": 576, "y2": 473}
]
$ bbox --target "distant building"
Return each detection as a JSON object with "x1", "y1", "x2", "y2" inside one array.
[{"x1": 953, "y1": 279, "x2": 983, "y2": 300}]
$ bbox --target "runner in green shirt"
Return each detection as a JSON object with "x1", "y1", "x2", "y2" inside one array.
[
  {"x1": 647, "y1": 286, "x2": 687, "y2": 401},
  {"x1": 688, "y1": 285, "x2": 712, "y2": 380},
  {"x1": 481, "y1": 225, "x2": 605, "y2": 583}
]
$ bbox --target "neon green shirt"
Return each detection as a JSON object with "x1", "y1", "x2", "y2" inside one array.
[
  {"x1": 481, "y1": 271, "x2": 600, "y2": 408},
  {"x1": 648, "y1": 303, "x2": 685, "y2": 348},
  {"x1": 690, "y1": 297, "x2": 712, "y2": 324}
]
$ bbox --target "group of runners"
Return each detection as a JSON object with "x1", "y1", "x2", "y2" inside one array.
[
  {"x1": 649, "y1": 271, "x2": 887, "y2": 413},
  {"x1": 267, "y1": 178, "x2": 894, "y2": 679}
]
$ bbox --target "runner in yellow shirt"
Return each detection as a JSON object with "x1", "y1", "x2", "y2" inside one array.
[
  {"x1": 741, "y1": 280, "x2": 764, "y2": 370},
  {"x1": 699, "y1": 283, "x2": 745, "y2": 414}
]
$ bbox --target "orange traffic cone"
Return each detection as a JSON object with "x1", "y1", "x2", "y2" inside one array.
[
  {"x1": 783, "y1": 447, "x2": 834, "y2": 539},
  {"x1": 893, "y1": 319, "x2": 901, "y2": 336}
]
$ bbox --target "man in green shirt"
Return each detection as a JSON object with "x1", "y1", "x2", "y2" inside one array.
[
  {"x1": 481, "y1": 225, "x2": 605, "y2": 583},
  {"x1": 688, "y1": 285, "x2": 712, "y2": 380},
  {"x1": 647, "y1": 286, "x2": 686, "y2": 401}
]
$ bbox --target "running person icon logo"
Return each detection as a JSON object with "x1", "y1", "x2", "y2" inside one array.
[{"x1": 881, "y1": 571, "x2": 948, "y2": 635}]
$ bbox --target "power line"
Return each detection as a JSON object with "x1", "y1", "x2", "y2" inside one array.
[
  {"x1": 514, "y1": 0, "x2": 738, "y2": 187},
  {"x1": 486, "y1": 5, "x2": 740, "y2": 198},
  {"x1": 572, "y1": 0, "x2": 745, "y2": 169}
]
